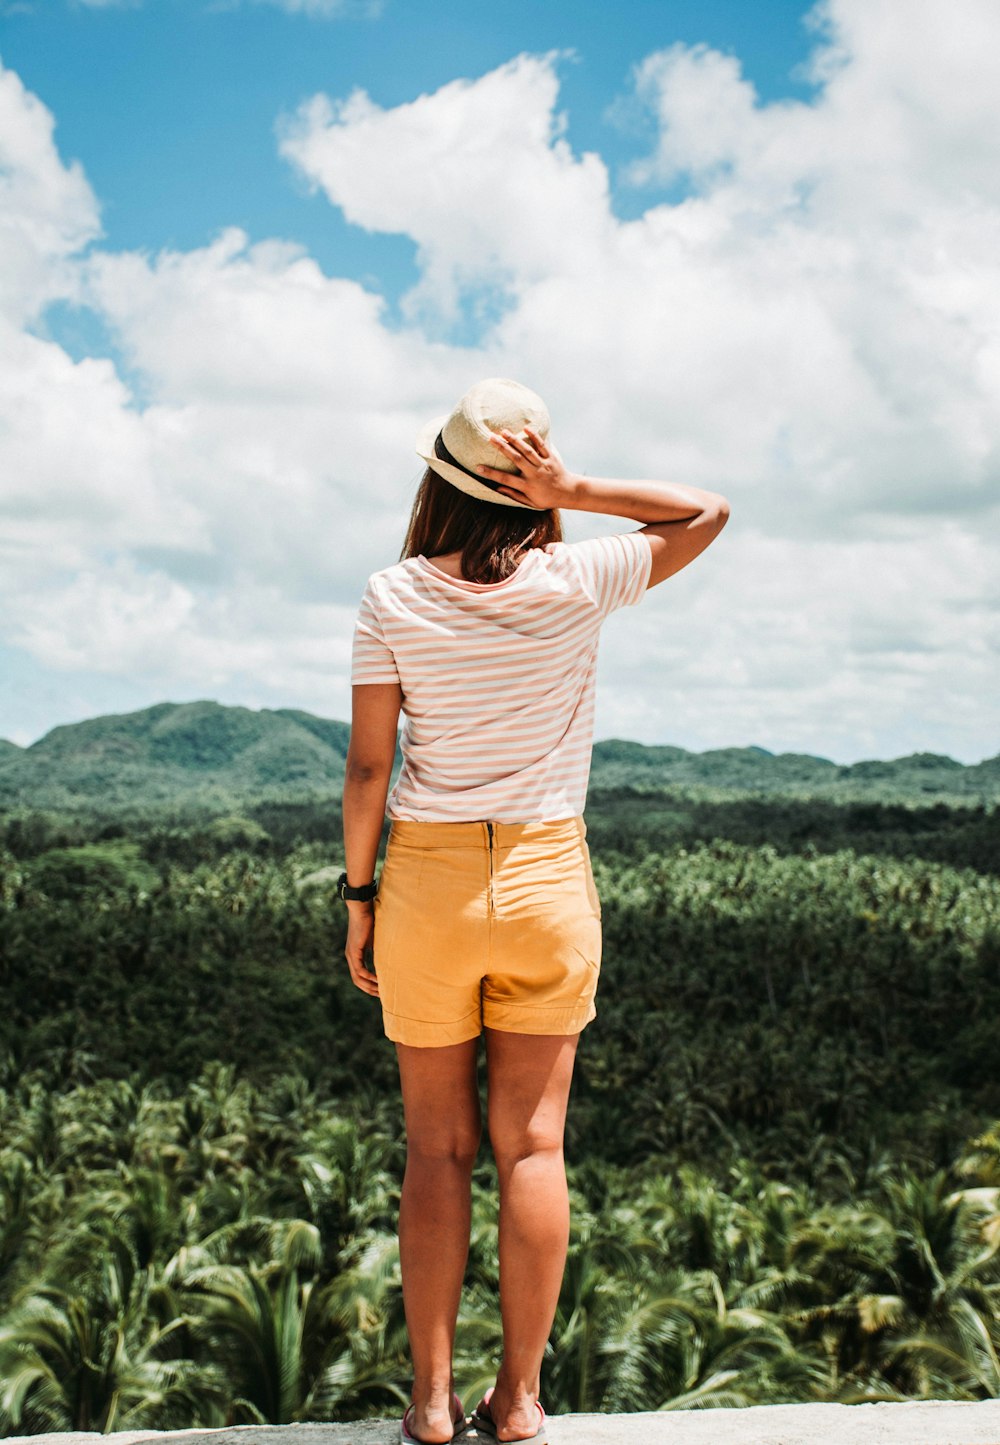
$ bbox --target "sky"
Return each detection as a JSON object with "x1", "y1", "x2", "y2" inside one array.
[{"x1": 1, "y1": 0, "x2": 998, "y2": 764}]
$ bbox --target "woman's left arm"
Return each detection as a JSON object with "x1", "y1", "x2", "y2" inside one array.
[{"x1": 342, "y1": 681, "x2": 403, "y2": 997}]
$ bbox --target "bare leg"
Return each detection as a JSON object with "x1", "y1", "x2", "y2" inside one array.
[
  {"x1": 395, "y1": 1036, "x2": 482, "y2": 1443},
  {"x1": 484, "y1": 1027, "x2": 581, "y2": 1441}
]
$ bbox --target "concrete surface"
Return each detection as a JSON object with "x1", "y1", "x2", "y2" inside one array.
[{"x1": 6, "y1": 1401, "x2": 1000, "y2": 1445}]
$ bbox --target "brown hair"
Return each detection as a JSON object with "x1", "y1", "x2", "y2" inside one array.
[{"x1": 399, "y1": 468, "x2": 563, "y2": 583}]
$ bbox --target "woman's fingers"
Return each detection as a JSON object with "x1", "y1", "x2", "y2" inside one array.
[
  {"x1": 342, "y1": 919, "x2": 375, "y2": 999},
  {"x1": 500, "y1": 429, "x2": 540, "y2": 462},
  {"x1": 481, "y1": 431, "x2": 546, "y2": 499},
  {"x1": 477, "y1": 467, "x2": 529, "y2": 502},
  {"x1": 489, "y1": 429, "x2": 541, "y2": 466},
  {"x1": 345, "y1": 942, "x2": 379, "y2": 996},
  {"x1": 486, "y1": 433, "x2": 522, "y2": 466},
  {"x1": 523, "y1": 426, "x2": 549, "y2": 459}
]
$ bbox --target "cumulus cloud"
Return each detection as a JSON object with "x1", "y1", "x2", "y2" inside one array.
[
  {"x1": 0, "y1": 56, "x2": 209, "y2": 642},
  {"x1": 0, "y1": 60, "x2": 100, "y2": 322},
  {"x1": 279, "y1": 17, "x2": 1000, "y2": 536},
  {"x1": 6, "y1": 551, "x2": 357, "y2": 698},
  {"x1": 598, "y1": 525, "x2": 1000, "y2": 762},
  {"x1": 276, "y1": 53, "x2": 610, "y2": 324},
  {"x1": 78, "y1": 225, "x2": 490, "y2": 602},
  {"x1": 2, "y1": 2, "x2": 1000, "y2": 761}
]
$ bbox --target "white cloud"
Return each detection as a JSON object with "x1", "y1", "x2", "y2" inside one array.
[
  {"x1": 78, "y1": 226, "x2": 490, "y2": 605},
  {"x1": 276, "y1": 53, "x2": 611, "y2": 325},
  {"x1": 2, "y1": 4, "x2": 1000, "y2": 762},
  {"x1": 6, "y1": 551, "x2": 356, "y2": 693},
  {"x1": 0, "y1": 60, "x2": 100, "y2": 323},
  {"x1": 596, "y1": 524, "x2": 1000, "y2": 762},
  {"x1": 0, "y1": 323, "x2": 207, "y2": 562},
  {"x1": 278, "y1": 28, "x2": 1000, "y2": 547}
]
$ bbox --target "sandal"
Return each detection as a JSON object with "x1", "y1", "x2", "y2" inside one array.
[
  {"x1": 471, "y1": 1385, "x2": 548, "y2": 1444},
  {"x1": 400, "y1": 1390, "x2": 469, "y2": 1444}
]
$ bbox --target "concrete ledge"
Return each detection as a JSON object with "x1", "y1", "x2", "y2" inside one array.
[{"x1": 7, "y1": 1401, "x2": 1000, "y2": 1445}]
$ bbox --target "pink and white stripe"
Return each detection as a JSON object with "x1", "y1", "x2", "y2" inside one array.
[{"x1": 351, "y1": 531, "x2": 653, "y2": 822}]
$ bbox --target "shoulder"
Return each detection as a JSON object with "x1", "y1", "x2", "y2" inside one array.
[
  {"x1": 544, "y1": 533, "x2": 646, "y2": 553},
  {"x1": 544, "y1": 533, "x2": 652, "y2": 611},
  {"x1": 544, "y1": 533, "x2": 651, "y2": 571},
  {"x1": 355, "y1": 562, "x2": 426, "y2": 646},
  {"x1": 361, "y1": 558, "x2": 422, "y2": 597},
  {"x1": 538, "y1": 539, "x2": 577, "y2": 569}
]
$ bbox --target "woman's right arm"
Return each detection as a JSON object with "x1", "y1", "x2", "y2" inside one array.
[
  {"x1": 341, "y1": 681, "x2": 402, "y2": 999},
  {"x1": 478, "y1": 428, "x2": 730, "y2": 589}
]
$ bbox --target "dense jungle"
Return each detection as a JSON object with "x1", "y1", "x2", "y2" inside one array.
[{"x1": 0, "y1": 703, "x2": 998, "y2": 1433}]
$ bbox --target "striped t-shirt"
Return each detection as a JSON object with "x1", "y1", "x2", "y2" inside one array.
[{"x1": 350, "y1": 530, "x2": 653, "y2": 822}]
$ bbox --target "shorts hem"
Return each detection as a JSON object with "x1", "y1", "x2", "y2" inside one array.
[
  {"x1": 483, "y1": 1001, "x2": 597, "y2": 1035},
  {"x1": 382, "y1": 1005, "x2": 482, "y2": 1048}
]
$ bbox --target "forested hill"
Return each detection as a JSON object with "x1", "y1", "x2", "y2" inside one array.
[
  {"x1": 0, "y1": 702, "x2": 352, "y2": 814},
  {"x1": 0, "y1": 699, "x2": 997, "y2": 815},
  {"x1": 594, "y1": 739, "x2": 999, "y2": 802}
]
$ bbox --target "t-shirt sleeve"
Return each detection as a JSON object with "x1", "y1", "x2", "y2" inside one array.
[
  {"x1": 351, "y1": 577, "x2": 401, "y2": 685},
  {"x1": 567, "y1": 531, "x2": 653, "y2": 617}
]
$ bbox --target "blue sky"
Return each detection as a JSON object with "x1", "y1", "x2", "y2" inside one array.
[
  {"x1": 5, "y1": 0, "x2": 818, "y2": 306},
  {"x1": 1, "y1": 0, "x2": 998, "y2": 764}
]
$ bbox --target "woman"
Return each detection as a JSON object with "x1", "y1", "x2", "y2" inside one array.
[{"x1": 341, "y1": 378, "x2": 729, "y2": 1444}]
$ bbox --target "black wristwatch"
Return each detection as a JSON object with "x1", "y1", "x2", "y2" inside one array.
[{"x1": 337, "y1": 871, "x2": 378, "y2": 903}]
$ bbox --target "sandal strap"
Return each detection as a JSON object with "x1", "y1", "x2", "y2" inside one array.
[{"x1": 402, "y1": 1399, "x2": 467, "y2": 1440}]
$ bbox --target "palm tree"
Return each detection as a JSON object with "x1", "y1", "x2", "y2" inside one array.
[
  {"x1": 0, "y1": 1231, "x2": 223, "y2": 1434},
  {"x1": 168, "y1": 1217, "x2": 330, "y2": 1424},
  {"x1": 793, "y1": 1168, "x2": 1000, "y2": 1401},
  {"x1": 0, "y1": 1148, "x2": 37, "y2": 1310}
]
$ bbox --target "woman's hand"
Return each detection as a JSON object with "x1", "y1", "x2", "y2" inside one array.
[
  {"x1": 482, "y1": 433, "x2": 732, "y2": 535},
  {"x1": 477, "y1": 427, "x2": 580, "y2": 510},
  {"x1": 344, "y1": 904, "x2": 379, "y2": 998}
]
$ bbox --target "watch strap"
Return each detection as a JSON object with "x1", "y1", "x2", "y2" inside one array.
[{"x1": 337, "y1": 870, "x2": 378, "y2": 902}]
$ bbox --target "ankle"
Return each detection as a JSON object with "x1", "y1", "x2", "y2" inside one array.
[
  {"x1": 492, "y1": 1371, "x2": 539, "y2": 1407},
  {"x1": 486, "y1": 1384, "x2": 541, "y2": 1442},
  {"x1": 412, "y1": 1378, "x2": 456, "y2": 1408}
]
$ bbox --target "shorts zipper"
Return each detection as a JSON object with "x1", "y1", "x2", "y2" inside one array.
[{"x1": 486, "y1": 821, "x2": 495, "y2": 915}]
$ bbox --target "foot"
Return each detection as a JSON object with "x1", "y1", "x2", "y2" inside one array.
[
  {"x1": 478, "y1": 1382, "x2": 542, "y2": 1441},
  {"x1": 404, "y1": 1387, "x2": 465, "y2": 1443}
]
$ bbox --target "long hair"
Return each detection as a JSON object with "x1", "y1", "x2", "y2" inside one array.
[{"x1": 400, "y1": 468, "x2": 563, "y2": 584}]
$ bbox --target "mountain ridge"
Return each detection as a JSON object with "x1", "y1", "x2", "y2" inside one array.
[{"x1": 0, "y1": 700, "x2": 996, "y2": 815}]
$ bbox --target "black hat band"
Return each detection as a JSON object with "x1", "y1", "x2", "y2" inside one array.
[{"x1": 433, "y1": 431, "x2": 506, "y2": 495}]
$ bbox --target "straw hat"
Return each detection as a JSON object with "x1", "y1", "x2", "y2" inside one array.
[{"x1": 415, "y1": 377, "x2": 551, "y2": 511}]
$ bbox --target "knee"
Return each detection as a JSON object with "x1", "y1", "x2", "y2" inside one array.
[
  {"x1": 406, "y1": 1124, "x2": 482, "y2": 1168},
  {"x1": 489, "y1": 1122, "x2": 565, "y2": 1175}
]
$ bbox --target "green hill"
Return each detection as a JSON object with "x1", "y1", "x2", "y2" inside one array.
[
  {"x1": 0, "y1": 701, "x2": 996, "y2": 816},
  {"x1": 0, "y1": 701, "x2": 354, "y2": 816},
  {"x1": 589, "y1": 739, "x2": 1000, "y2": 803}
]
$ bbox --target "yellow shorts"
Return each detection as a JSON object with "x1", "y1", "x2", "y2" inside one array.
[{"x1": 373, "y1": 814, "x2": 603, "y2": 1047}]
